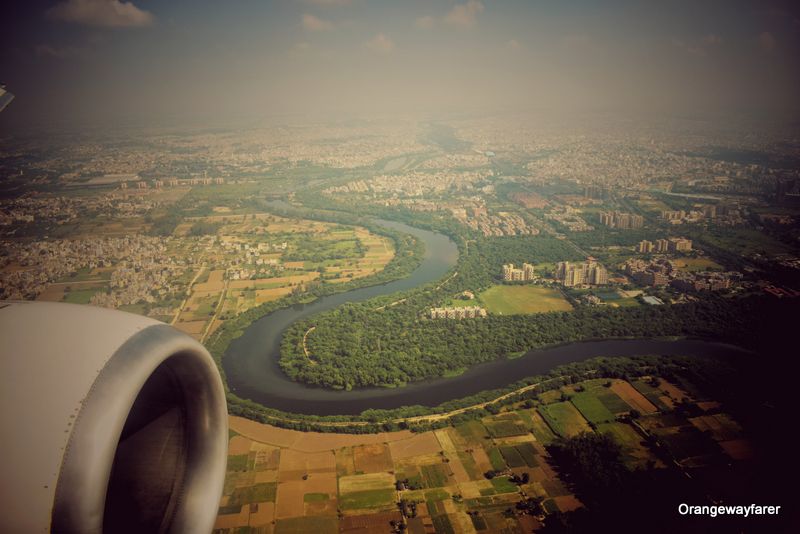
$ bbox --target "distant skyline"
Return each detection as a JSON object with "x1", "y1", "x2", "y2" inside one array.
[{"x1": 1, "y1": 0, "x2": 799, "y2": 129}]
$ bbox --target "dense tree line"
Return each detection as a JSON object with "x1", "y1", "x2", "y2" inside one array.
[
  {"x1": 279, "y1": 294, "x2": 785, "y2": 389},
  {"x1": 188, "y1": 220, "x2": 223, "y2": 236}
]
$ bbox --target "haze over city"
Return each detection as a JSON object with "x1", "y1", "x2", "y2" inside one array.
[{"x1": 2, "y1": 0, "x2": 800, "y2": 129}]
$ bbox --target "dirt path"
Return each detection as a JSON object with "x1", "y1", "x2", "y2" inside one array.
[
  {"x1": 171, "y1": 263, "x2": 206, "y2": 325},
  {"x1": 302, "y1": 326, "x2": 316, "y2": 360}
]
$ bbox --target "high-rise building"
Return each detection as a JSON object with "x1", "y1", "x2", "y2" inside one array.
[
  {"x1": 563, "y1": 266, "x2": 584, "y2": 287},
  {"x1": 654, "y1": 239, "x2": 670, "y2": 253},
  {"x1": 523, "y1": 263, "x2": 535, "y2": 280},
  {"x1": 556, "y1": 261, "x2": 569, "y2": 279},
  {"x1": 590, "y1": 264, "x2": 608, "y2": 285},
  {"x1": 599, "y1": 211, "x2": 644, "y2": 229},
  {"x1": 502, "y1": 263, "x2": 535, "y2": 282},
  {"x1": 668, "y1": 237, "x2": 692, "y2": 252},
  {"x1": 637, "y1": 240, "x2": 654, "y2": 253}
]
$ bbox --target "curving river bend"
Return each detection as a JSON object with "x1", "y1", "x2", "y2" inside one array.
[{"x1": 223, "y1": 221, "x2": 749, "y2": 416}]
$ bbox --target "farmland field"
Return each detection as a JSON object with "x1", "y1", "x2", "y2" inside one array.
[
  {"x1": 537, "y1": 402, "x2": 592, "y2": 437},
  {"x1": 216, "y1": 358, "x2": 753, "y2": 533},
  {"x1": 339, "y1": 488, "x2": 396, "y2": 511},
  {"x1": 570, "y1": 391, "x2": 616, "y2": 424}
]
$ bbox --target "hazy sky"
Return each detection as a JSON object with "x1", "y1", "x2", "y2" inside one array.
[{"x1": 1, "y1": 0, "x2": 799, "y2": 129}]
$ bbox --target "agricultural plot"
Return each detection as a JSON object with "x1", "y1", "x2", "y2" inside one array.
[
  {"x1": 612, "y1": 380, "x2": 660, "y2": 413},
  {"x1": 629, "y1": 380, "x2": 671, "y2": 411},
  {"x1": 654, "y1": 425, "x2": 722, "y2": 462},
  {"x1": 338, "y1": 488, "x2": 397, "y2": 512},
  {"x1": 353, "y1": 443, "x2": 393, "y2": 473},
  {"x1": 570, "y1": 391, "x2": 616, "y2": 425},
  {"x1": 597, "y1": 422, "x2": 658, "y2": 469},
  {"x1": 453, "y1": 420, "x2": 489, "y2": 446},
  {"x1": 521, "y1": 409, "x2": 557, "y2": 445},
  {"x1": 420, "y1": 463, "x2": 451, "y2": 488},
  {"x1": 537, "y1": 402, "x2": 592, "y2": 437},
  {"x1": 484, "y1": 414, "x2": 528, "y2": 438},
  {"x1": 499, "y1": 442, "x2": 539, "y2": 468},
  {"x1": 216, "y1": 366, "x2": 742, "y2": 534},
  {"x1": 490, "y1": 476, "x2": 520, "y2": 495},
  {"x1": 585, "y1": 380, "x2": 634, "y2": 414}
]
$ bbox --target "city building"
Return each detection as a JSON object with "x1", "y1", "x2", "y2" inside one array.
[
  {"x1": 556, "y1": 260, "x2": 608, "y2": 287},
  {"x1": 637, "y1": 240, "x2": 654, "y2": 253},
  {"x1": 502, "y1": 263, "x2": 535, "y2": 282},
  {"x1": 668, "y1": 237, "x2": 692, "y2": 252},
  {"x1": 430, "y1": 306, "x2": 487, "y2": 319},
  {"x1": 598, "y1": 211, "x2": 644, "y2": 229}
]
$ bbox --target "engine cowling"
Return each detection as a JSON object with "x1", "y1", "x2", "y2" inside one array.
[{"x1": 0, "y1": 301, "x2": 228, "y2": 533}]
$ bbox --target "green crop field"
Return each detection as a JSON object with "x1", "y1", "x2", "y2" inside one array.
[
  {"x1": 538, "y1": 402, "x2": 592, "y2": 437},
  {"x1": 485, "y1": 418, "x2": 528, "y2": 438},
  {"x1": 589, "y1": 384, "x2": 634, "y2": 414},
  {"x1": 499, "y1": 443, "x2": 539, "y2": 468},
  {"x1": 526, "y1": 409, "x2": 557, "y2": 444},
  {"x1": 63, "y1": 287, "x2": 104, "y2": 304},
  {"x1": 338, "y1": 488, "x2": 396, "y2": 510},
  {"x1": 487, "y1": 448, "x2": 507, "y2": 471},
  {"x1": 228, "y1": 482, "x2": 277, "y2": 506},
  {"x1": 421, "y1": 463, "x2": 450, "y2": 488},
  {"x1": 490, "y1": 476, "x2": 520, "y2": 494},
  {"x1": 570, "y1": 391, "x2": 616, "y2": 424},
  {"x1": 498, "y1": 446, "x2": 526, "y2": 468}
]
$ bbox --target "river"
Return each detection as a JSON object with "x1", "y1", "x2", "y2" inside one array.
[{"x1": 223, "y1": 220, "x2": 750, "y2": 416}]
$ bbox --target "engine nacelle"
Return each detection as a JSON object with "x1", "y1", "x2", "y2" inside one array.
[{"x1": 0, "y1": 301, "x2": 228, "y2": 533}]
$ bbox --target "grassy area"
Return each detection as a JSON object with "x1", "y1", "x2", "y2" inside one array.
[
  {"x1": 570, "y1": 391, "x2": 616, "y2": 425},
  {"x1": 420, "y1": 463, "x2": 450, "y2": 488},
  {"x1": 490, "y1": 476, "x2": 520, "y2": 494},
  {"x1": 303, "y1": 492, "x2": 329, "y2": 503},
  {"x1": 485, "y1": 417, "x2": 528, "y2": 438},
  {"x1": 339, "y1": 488, "x2": 396, "y2": 510},
  {"x1": 586, "y1": 382, "x2": 634, "y2": 414},
  {"x1": 455, "y1": 285, "x2": 573, "y2": 315},
  {"x1": 699, "y1": 227, "x2": 793, "y2": 257},
  {"x1": 62, "y1": 287, "x2": 104, "y2": 304},
  {"x1": 487, "y1": 448, "x2": 507, "y2": 471},
  {"x1": 538, "y1": 402, "x2": 592, "y2": 437},
  {"x1": 228, "y1": 482, "x2": 277, "y2": 505},
  {"x1": 672, "y1": 257, "x2": 723, "y2": 272}
]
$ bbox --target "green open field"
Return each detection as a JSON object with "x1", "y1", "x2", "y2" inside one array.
[
  {"x1": 570, "y1": 391, "x2": 616, "y2": 425},
  {"x1": 454, "y1": 285, "x2": 573, "y2": 315},
  {"x1": 538, "y1": 401, "x2": 592, "y2": 437},
  {"x1": 699, "y1": 227, "x2": 794, "y2": 257},
  {"x1": 517, "y1": 408, "x2": 557, "y2": 445},
  {"x1": 228, "y1": 482, "x2": 277, "y2": 506},
  {"x1": 490, "y1": 476, "x2": 520, "y2": 494},
  {"x1": 420, "y1": 463, "x2": 450, "y2": 488},
  {"x1": 484, "y1": 415, "x2": 528, "y2": 438},
  {"x1": 672, "y1": 257, "x2": 723, "y2": 272},
  {"x1": 63, "y1": 287, "x2": 104, "y2": 304},
  {"x1": 339, "y1": 488, "x2": 396, "y2": 510}
]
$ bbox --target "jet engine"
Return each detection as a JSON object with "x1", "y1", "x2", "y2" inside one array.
[{"x1": 0, "y1": 301, "x2": 228, "y2": 533}]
